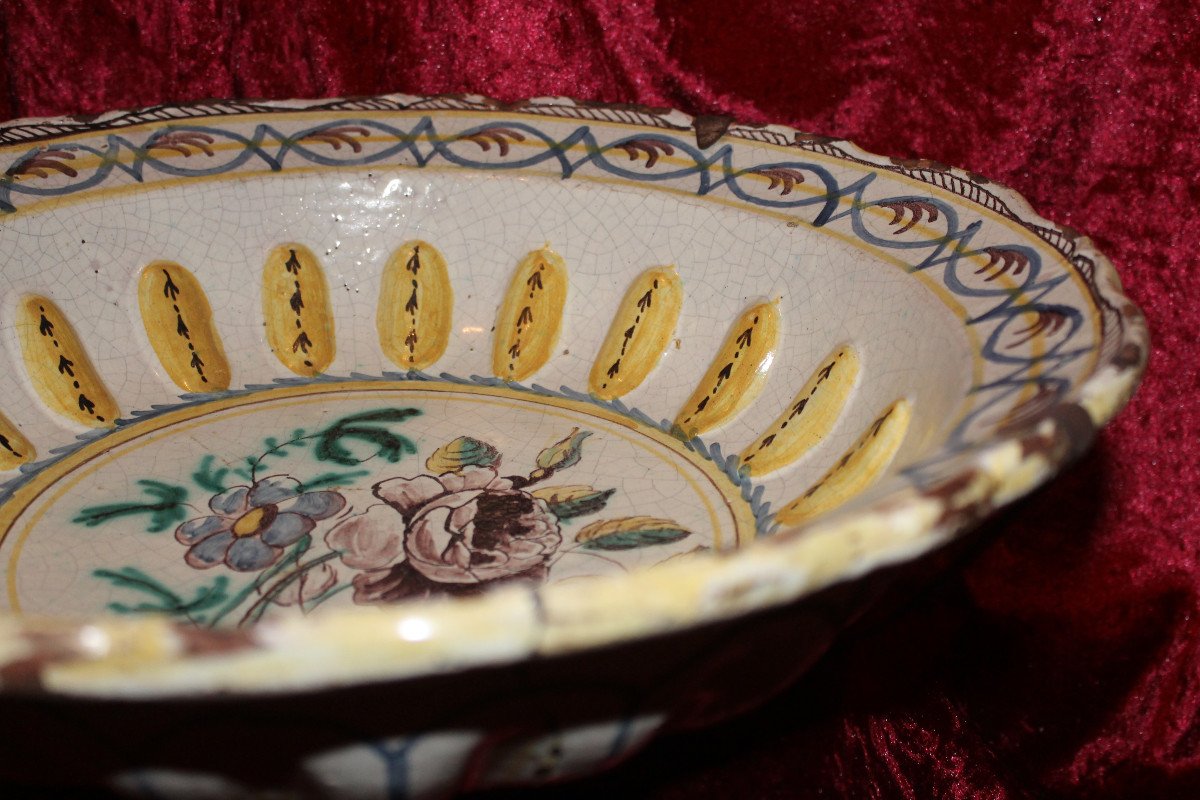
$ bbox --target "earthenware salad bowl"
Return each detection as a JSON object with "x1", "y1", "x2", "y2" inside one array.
[{"x1": 0, "y1": 95, "x2": 1145, "y2": 797}]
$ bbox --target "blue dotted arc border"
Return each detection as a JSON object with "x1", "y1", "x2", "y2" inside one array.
[
  {"x1": 0, "y1": 372, "x2": 778, "y2": 538},
  {"x1": 0, "y1": 111, "x2": 1104, "y2": 468}
]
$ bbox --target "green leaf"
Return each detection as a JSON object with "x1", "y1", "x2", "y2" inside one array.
[
  {"x1": 73, "y1": 480, "x2": 189, "y2": 533},
  {"x1": 535, "y1": 428, "x2": 592, "y2": 472},
  {"x1": 94, "y1": 567, "x2": 230, "y2": 618},
  {"x1": 260, "y1": 434, "x2": 306, "y2": 460},
  {"x1": 575, "y1": 516, "x2": 691, "y2": 551},
  {"x1": 192, "y1": 454, "x2": 231, "y2": 493},
  {"x1": 531, "y1": 485, "x2": 615, "y2": 520},
  {"x1": 183, "y1": 576, "x2": 231, "y2": 614},
  {"x1": 297, "y1": 469, "x2": 370, "y2": 491},
  {"x1": 314, "y1": 408, "x2": 422, "y2": 466}
]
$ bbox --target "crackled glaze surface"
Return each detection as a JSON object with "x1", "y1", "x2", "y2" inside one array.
[
  {"x1": 0, "y1": 95, "x2": 1146, "y2": 800},
  {"x1": 0, "y1": 127, "x2": 1005, "y2": 624},
  {"x1": 1, "y1": 381, "x2": 755, "y2": 625},
  {"x1": 0, "y1": 154, "x2": 975, "y2": 623},
  {"x1": 0, "y1": 96, "x2": 1133, "y2": 628}
]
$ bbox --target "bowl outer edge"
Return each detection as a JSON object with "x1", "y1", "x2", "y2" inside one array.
[{"x1": 0, "y1": 93, "x2": 1150, "y2": 698}]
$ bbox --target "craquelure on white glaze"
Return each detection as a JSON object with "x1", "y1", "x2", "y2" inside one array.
[{"x1": 0, "y1": 95, "x2": 1145, "y2": 709}]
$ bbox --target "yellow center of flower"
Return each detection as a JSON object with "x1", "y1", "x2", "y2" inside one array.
[{"x1": 232, "y1": 506, "x2": 268, "y2": 537}]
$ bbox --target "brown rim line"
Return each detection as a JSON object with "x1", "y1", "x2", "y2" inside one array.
[{"x1": 0, "y1": 94, "x2": 1149, "y2": 698}]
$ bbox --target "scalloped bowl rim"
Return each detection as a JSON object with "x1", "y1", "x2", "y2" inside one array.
[{"x1": 0, "y1": 94, "x2": 1148, "y2": 698}]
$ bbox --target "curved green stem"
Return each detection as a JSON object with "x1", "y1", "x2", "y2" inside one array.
[
  {"x1": 236, "y1": 551, "x2": 340, "y2": 628},
  {"x1": 547, "y1": 544, "x2": 627, "y2": 572},
  {"x1": 249, "y1": 431, "x2": 315, "y2": 483},
  {"x1": 303, "y1": 582, "x2": 351, "y2": 614},
  {"x1": 207, "y1": 537, "x2": 310, "y2": 627}
]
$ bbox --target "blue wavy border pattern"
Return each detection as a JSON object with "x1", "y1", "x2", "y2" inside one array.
[
  {"x1": 0, "y1": 115, "x2": 1094, "y2": 476},
  {"x1": 0, "y1": 371, "x2": 778, "y2": 538}
]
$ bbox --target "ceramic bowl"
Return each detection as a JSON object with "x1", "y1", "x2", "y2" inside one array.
[{"x1": 0, "y1": 95, "x2": 1145, "y2": 798}]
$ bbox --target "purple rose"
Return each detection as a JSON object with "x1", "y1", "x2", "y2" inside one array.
[{"x1": 326, "y1": 466, "x2": 561, "y2": 602}]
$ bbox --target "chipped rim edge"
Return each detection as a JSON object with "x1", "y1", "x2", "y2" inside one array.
[{"x1": 0, "y1": 93, "x2": 1149, "y2": 698}]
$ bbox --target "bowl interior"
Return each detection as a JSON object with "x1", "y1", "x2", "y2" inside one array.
[{"x1": 0, "y1": 102, "x2": 1121, "y2": 636}]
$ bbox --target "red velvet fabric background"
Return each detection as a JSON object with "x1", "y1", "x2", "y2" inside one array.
[{"x1": 1, "y1": 2, "x2": 1196, "y2": 797}]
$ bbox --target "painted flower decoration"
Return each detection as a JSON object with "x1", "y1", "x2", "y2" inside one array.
[
  {"x1": 88, "y1": 414, "x2": 697, "y2": 627},
  {"x1": 272, "y1": 561, "x2": 339, "y2": 607},
  {"x1": 327, "y1": 465, "x2": 562, "y2": 602},
  {"x1": 176, "y1": 475, "x2": 346, "y2": 571}
]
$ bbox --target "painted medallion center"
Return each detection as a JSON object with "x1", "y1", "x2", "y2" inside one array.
[{"x1": 0, "y1": 381, "x2": 754, "y2": 627}]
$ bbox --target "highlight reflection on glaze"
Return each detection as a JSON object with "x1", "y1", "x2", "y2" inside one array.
[
  {"x1": 16, "y1": 295, "x2": 119, "y2": 428},
  {"x1": 740, "y1": 345, "x2": 859, "y2": 476},
  {"x1": 263, "y1": 244, "x2": 336, "y2": 377},
  {"x1": 775, "y1": 398, "x2": 911, "y2": 526},
  {"x1": 139, "y1": 261, "x2": 231, "y2": 392},
  {"x1": 493, "y1": 247, "x2": 567, "y2": 381},
  {"x1": 674, "y1": 301, "x2": 779, "y2": 437},
  {"x1": 589, "y1": 267, "x2": 683, "y2": 401},
  {"x1": 378, "y1": 240, "x2": 453, "y2": 370}
]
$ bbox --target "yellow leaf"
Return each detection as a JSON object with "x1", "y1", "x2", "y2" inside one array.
[
  {"x1": 425, "y1": 435, "x2": 500, "y2": 475},
  {"x1": 575, "y1": 516, "x2": 691, "y2": 550},
  {"x1": 674, "y1": 300, "x2": 780, "y2": 436},
  {"x1": 531, "y1": 485, "x2": 598, "y2": 503}
]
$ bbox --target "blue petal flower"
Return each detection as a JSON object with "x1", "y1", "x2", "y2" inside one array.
[
  {"x1": 227, "y1": 536, "x2": 280, "y2": 571},
  {"x1": 249, "y1": 475, "x2": 301, "y2": 507},
  {"x1": 185, "y1": 530, "x2": 235, "y2": 568},
  {"x1": 176, "y1": 515, "x2": 231, "y2": 545},
  {"x1": 282, "y1": 491, "x2": 346, "y2": 520},
  {"x1": 260, "y1": 512, "x2": 316, "y2": 547},
  {"x1": 209, "y1": 486, "x2": 250, "y2": 516}
]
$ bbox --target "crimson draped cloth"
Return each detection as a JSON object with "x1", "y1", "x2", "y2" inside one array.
[{"x1": 1, "y1": 2, "x2": 1195, "y2": 797}]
